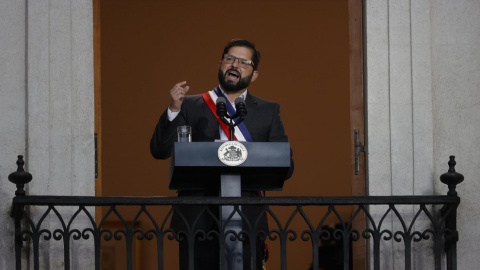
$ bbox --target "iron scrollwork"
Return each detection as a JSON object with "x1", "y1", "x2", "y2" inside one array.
[{"x1": 9, "y1": 156, "x2": 462, "y2": 270}]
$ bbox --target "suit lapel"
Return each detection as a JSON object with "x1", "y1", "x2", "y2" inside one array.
[{"x1": 244, "y1": 93, "x2": 259, "y2": 132}]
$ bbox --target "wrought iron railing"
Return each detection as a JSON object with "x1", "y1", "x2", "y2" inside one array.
[{"x1": 9, "y1": 156, "x2": 463, "y2": 270}]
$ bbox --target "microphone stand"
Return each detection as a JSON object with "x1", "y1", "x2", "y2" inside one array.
[
  {"x1": 217, "y1": 97, "x2": 247, "y2": 141},
  {"x1": 219, "y1": 114, "x2": 245, "y2": 141}
]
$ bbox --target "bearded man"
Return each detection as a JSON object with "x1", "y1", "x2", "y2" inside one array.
[{"x1": 150, "y1": 39, "x2": 293, "y2": 270}]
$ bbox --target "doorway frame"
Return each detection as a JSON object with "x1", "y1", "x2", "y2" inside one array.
[
  {"x1": 93, "y1": 0, "x2": 367, "y2": 267},
  {"x1": 348, "y1": 1, "x2": 367, "y2": 269}
]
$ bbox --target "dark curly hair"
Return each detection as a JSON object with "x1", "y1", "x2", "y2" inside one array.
[{"x1": 221, "y1": 39, "x2": 261, "y2": 70}]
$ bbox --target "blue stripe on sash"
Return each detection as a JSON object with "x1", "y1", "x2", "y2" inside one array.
[{"x1": 214, "y1": 87, "x2": 253, "y2": 142}]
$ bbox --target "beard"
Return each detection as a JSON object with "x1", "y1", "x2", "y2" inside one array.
[{"x1": 218, "y1": 68, "x2": 254, "y2": 93}]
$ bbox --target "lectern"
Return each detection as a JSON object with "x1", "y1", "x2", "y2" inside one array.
[
  {"x1": 169, "y1": 141, "x2": 291, "y2": 191},
  {"x1": 169, "y1": 141, "x2": 291, "y2": 269}
]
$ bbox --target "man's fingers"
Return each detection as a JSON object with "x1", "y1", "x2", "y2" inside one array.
[
  {"x1": 179, "y1": 86, "x2": 190, "y2": 101},
  {"x1": 172, "y1": 81, "x2": 189, "y2": 95},
  {"x1": 176, "y1": 81, "x2": 187, "y2": 87},
  {"x1": 169, "y1": 82, "x2": 190, "y2": 112}
]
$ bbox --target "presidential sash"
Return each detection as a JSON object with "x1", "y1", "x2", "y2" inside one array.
[{"x1": 201, "y1": 86, "x2": 253, "y2": 142}]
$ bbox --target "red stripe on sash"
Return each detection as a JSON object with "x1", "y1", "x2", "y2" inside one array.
[{"x1": 201, "y1": 92, "x2": 237, "y2": 141}]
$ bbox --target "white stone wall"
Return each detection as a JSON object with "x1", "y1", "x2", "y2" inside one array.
[
  {"x1": 366, "y1": 0, "x2": 480, "y2": 269},
  {"x1": 431, "y1": 1, "x2": 480, "y2": 269},
  {"x1": 0, "y1": 1, "x2": 27, "y2": 269},
  {"x1": 365, "y1": 0, "x2": 435, "y2": 268},
  {"x1": 0, "y1": 0, "x2": 95, "y2": 269}
]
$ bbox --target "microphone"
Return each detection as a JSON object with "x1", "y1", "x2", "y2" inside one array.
[
  {"x1": 216, "y1": 97, "x2": 227, "y2": 118},
  {"x1": 234, "y1": 97, "x2": 247, "y2": 118}
]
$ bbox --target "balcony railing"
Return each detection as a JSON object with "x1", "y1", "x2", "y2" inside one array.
[{"x1": 9, "y1": 156, "x2": 463, "y2": 270}]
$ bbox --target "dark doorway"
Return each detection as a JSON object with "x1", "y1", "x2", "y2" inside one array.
[{"x1": 94, "y1": 0, "x2": 365, "y2": 269}]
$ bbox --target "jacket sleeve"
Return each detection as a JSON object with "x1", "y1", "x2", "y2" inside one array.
[
  {"x1": 150, "y1": 108, "x2": 183, "y2": 159},
  {"x1": 268, "y1": 103, "x2": 295, "y2": 180}
]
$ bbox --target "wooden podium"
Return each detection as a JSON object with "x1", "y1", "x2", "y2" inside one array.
[{"x1": 169, "y1": 141, "x2": 291, "y2": 269}]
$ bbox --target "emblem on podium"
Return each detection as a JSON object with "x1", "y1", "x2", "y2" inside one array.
[{"x1": 218, "y1": 141, "x2": 248, "y2": 166}]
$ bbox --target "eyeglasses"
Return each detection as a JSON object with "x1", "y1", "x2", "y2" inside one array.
[{"x1": 222, "y1": 54, "x2": 255, "y2": 68}]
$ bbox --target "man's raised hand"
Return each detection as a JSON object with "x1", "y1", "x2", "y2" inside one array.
[{"x1": 169, "y1": 81, "x2": 190, "y2": 112}]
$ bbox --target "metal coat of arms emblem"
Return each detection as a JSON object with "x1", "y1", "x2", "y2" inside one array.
[{"x1": 218, "y1": 141, "x2": 248, "y2": 166}]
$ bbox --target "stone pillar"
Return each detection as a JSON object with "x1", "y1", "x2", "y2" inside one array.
[
  {"x1": 431, "y1": 2, "x2": 480, "y2": 269},
  {"x1": 364, "y1": 0, "x2": 434, "y2": 268},
  {"x1": 23, "y1": 0, "x2": 94, "y2": 269},
  {"x1": 366, "y1": 0, "x2": 480, "y2": 269},
  {"x1": 0, "y1": 1, "x2": 27, "y2": 269}
]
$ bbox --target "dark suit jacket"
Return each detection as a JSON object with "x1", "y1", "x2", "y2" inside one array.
[
  {"x1": 151, "y1": 92, "x2": 292, "y2": 159},
  {"x1": 150, "y1": 92, "x2": 293, "y2": 233}
]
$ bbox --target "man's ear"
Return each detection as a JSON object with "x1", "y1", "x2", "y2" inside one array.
[{"x1": 251, "y1": 70, "x2": 259, "y2": 82}]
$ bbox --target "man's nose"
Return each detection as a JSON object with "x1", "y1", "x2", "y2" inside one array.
[{"x1": 231, "y1": 58, "x2": 240, "y2": 67}]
